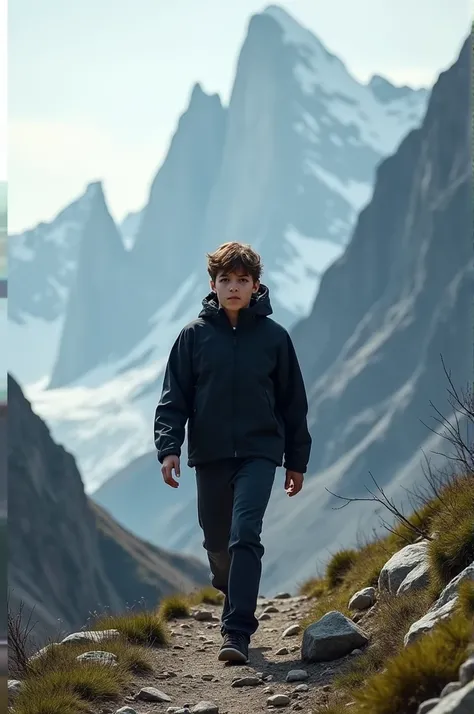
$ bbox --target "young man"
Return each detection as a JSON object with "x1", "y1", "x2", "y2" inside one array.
[{"x1": 154, "y1": 242, "x2": 311, "y2": 664}]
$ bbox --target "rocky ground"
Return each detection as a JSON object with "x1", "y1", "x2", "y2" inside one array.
[{"x1": 103, "y1": 595, "x2": 345, "y2": 714}]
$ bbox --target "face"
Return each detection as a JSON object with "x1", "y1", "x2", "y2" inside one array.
[{"x1": 211, "y1": 269, "x2": 259, "y2": 312}]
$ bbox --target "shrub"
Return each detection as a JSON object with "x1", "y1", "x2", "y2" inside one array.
[
  {"x1": 391, "y1": 499, "x2": 441, "y2": 547},
  {"x1": 458, "y1": 580, "x2": 474, "y2": 618},
  {"x1": 353, "y1": 613, "x2": 471, "y2": 714},
  {"x1": 326, "y1": 549, "x2": 358, "y2": 587},
  {"x1": 428, "y1": 474, "x2": 474, "y2": 590},
  {"x1": 298, "y1": 577, "x2": 326, "y2": 598},
  {"x1": 158, "y1": 594, "x2": 191, "y2": 621},
  {"x1": 91, "y1": 610, "x2": 168, "y2": 647},
  {"x1": 188, "y1": 587, "x2": 224, "y2": 606}
]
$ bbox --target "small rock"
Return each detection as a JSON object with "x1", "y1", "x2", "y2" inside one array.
[
  {"x1": 417, "y1": 699, "x2": 440, "y2": 714},
  {"x1": 263, "y1": 606, "x2": 279, "y2": 614},
  {"x1": 259, "y1": 613, "x2": 272, "y2": 620},
  {"x1": 264, "y1": 686, "x2": 275, "y2": 694},
  {"x1": 282, "y1": 624, "x2": 300, "y2": 637},
  {"x1": 294, "y1": 684, "x2": 309, "y2": 692},
  {"x1": 116, "y1": 709, "x2": 139, "y2": 714},
  {"x1": 201, "y1": 674, "x2": 214, "y2": 681},
  {"x1": 173, "y1": 644, "x2": 185, "y2": 649},
  {"x1": 276, "y1": 647, "x2": 289, "y2": 655},
  {"x1": 348, "y1": 587, "x2": 376, "y2": 611},
  {"x1": 232, "y1": 676, "x2": 262, "y2": 687},
  {"x1": 191, "y1": 703, "x2": 219, "y2": 714},
  {"x1": 460, "y1": 654, "x2": 474, "y2": 685},
  {"x1": 322, "y1": 685, "x2": 332, "y2": 692},
  {"x1": 378, "y1": 541, "x2": 430, "y2": 594},
  {"x1": 350, "y1": 649, "x2": 363, "y2": 656},
  {"x1": 193, "y1": 610, "x2": 213, "y2": 621},
  {"x1": 76, "y1": 651, "x2": 118, "y2": 666},
  {"x1": 180, "y1": 623, "x2": 192, "y2": 629},
  {"x1": 61, "y1": 629, "x2": 120, "y2": 645},
  {"x1": 135, "y1": 687, "x2": 172, "y2": 702},
  {"x1": 440, "y1": 682, "x2": 461, "y2": 697},
  {"x1": 267, "y1": 694, "x2": 291, "y2": 707},
  {"x1": 293, "y1": 704, "x2": 303, "y2": 711},
  {"x1": 286, "y1": 670, "x2": 308, "y2": 682},
  {"x1": 8, "y1": 680, "x2": 23, "y2": 700},
  {"x1": 274, "y1": 592, "x2": 292, "y2": 599}
]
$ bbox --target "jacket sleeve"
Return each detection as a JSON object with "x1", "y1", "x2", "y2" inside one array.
[
  {"x1": 154, "y1": 327, "x2": 194, "y2": 463},
  {"x1": 274, "y1": 331, "x2": 312, "y2": 473}
]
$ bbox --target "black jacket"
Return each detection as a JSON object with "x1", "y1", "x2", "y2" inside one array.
[{"x1": 154, "y1": 285, "x2": 312, "y2": 472}]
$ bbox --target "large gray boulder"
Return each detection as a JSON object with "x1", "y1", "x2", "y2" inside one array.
[
  {"x1": 301, "y1": 610, "x2": 369, "y2": 662},
  {"x1": 397, "y1": 559, "x2": 431, "y2": 595},
  {"x1": 378, "y1": 542, "x2": 430, "y2": 594}
]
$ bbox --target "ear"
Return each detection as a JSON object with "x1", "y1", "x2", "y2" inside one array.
[
  {"x1": 253, "y1": 280, "x2": 260, "y2": 293},
  {"x1": 210, "y1": 279, "x2": 216, "y2": 293}
]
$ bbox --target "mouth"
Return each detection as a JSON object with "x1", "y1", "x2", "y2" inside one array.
[{"x1": 228, "y1": 297, "x2": 241, "y2": 301}]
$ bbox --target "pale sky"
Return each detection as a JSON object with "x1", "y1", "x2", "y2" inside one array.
[{"x1": 8, "y1": 0, "x2": 471, "y2": 233}]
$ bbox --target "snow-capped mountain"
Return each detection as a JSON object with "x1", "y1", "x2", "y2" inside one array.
[
  {"x1": 37, "y1": 5, "x2": 430, "y2": 388},
  {"x1": 9, "y1": 7, "x2": 440, "y2": 586}
]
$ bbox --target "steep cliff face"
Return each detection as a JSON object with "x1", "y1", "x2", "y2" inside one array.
[
  {"x1": 259, "y1": 35, "x2": 472, "y2": 590},
  {"x1": 7, "y1": 376, "x2": 207, "y2": 643},
  {"x1": 49, "y1": 182, "x2": 134, "y2": 387},
  {"x1": 132, "y1": 83, "x2": 227, "y2": 304}
]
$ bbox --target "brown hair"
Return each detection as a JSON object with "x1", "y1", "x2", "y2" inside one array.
[{"x1": 206, "y1": 242, "x2": 263, "y2": 283}]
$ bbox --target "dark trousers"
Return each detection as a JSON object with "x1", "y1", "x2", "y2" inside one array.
[{"x1": 195, "y1": 457, "x2": 276, "y2": 638}]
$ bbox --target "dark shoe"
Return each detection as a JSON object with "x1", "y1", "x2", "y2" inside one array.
[{"x1": 218, "y1": 631, "x2": 249, "y2": 663}]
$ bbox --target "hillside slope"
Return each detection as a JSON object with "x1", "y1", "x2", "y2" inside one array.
[{"x1": 7, "y1": 375, "x2": 208, "y2": 644}]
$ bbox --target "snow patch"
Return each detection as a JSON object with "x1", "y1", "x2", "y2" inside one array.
[
  {"x1": 306, "y1": 160, "x2": 372, "y2": 212},
  {"x1": 269, "y1": 225, "x2": 343, "y2": 316}
]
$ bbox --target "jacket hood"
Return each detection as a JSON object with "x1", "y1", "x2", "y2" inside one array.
[{"x1": 199, "y1": 283, "x2": 273, "y2": 320}]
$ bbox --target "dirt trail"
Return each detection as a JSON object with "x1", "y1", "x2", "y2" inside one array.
[{"x1": 108, "y1": 596, "x2": 342, "y2": 714}]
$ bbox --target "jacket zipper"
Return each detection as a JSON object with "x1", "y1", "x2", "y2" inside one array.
[{"x1": 232, "y1": 325, "x2": 237, "y2": 457}]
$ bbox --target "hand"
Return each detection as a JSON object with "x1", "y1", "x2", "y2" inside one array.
[
  {"x1": 161, "y1": 454, "x2": 181, "y2": 488},
  {"x1": 285, "y1": 470, "x2": 304, "y2": 497}
]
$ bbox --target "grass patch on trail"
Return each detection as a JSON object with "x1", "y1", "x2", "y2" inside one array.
[
  {"x1": 28, "y1": 636, "x2": 153, "y2": 679},
  {"x1": 14, "y1": 689, "x2": 89, "y2": 714},
  {"x1": 91, "y1": 610, "x2": 169, "y2": 647},
  {"x1": 158, "y1": 593, "x2": 191, "y2": 621},
  {"x1": 16, "y1": 635, "x2": 154, "y2": 714},
  {"x1": 14, "y1": 662, "x2": 125, "y2": 714},
  {"x1": 188, "y1": 586, "x2": 225, "y2": 606}
]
